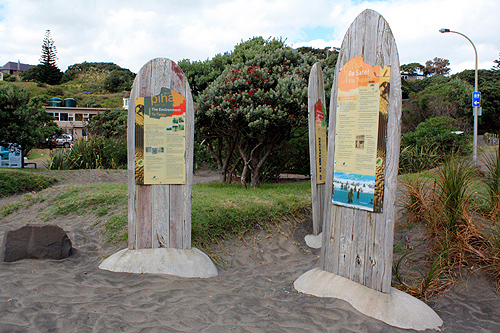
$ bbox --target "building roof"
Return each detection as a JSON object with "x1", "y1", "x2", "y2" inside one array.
[{"x1": 1, "y1": 61, "x2": 34, "y2": 72}]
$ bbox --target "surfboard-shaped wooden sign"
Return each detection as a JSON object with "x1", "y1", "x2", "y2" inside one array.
[
  {"x1": 308, "y1": 62, "x2": 327, "y2": 236},
  {"x1": 127, "y1": 58, "x2": 195, "y2": 250},
  {"x1": 320, "y1": 9, "x2": 402, "y2": 293}
]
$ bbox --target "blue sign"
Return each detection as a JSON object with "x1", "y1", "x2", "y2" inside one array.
[{"x1": 472, "y1": 92, "x2": 481, "y2": 107}]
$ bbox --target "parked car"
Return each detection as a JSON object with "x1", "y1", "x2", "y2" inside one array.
[{"x1": 46, "y1": 134, "x2": 73, "y2": 148}]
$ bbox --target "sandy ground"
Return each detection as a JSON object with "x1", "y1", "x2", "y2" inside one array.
[{"x1": 1, "y1": 169, "x2": 500, "y2": 332}]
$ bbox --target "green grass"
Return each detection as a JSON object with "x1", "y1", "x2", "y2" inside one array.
[
  {"x1": 26, "y1": 149, "x2": 52, "y2": 161},
  {"x1": 104, "y1": 212, "x2": 128, "y2": 244},
  {"x1": 39, "y1": 183, "x2": 128, "y2": 221},
  {"x1": 1, "y1": 179, "x2": 312, "y2": 247},
  {"x1": 191, "y1": 182, "x2": 311, "y2": 247},
  {"x1": 0, "y1": 169, "x2": 58, "y2": 197}
]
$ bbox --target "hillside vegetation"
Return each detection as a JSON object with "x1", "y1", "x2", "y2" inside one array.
[{"x1": 0, "y1": 62, "x2": 134, "y2": 109}]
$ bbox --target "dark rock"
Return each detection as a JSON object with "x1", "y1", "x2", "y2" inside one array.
[{"x1": 1, "y1": 225, "x2": 73, "y2": 262}]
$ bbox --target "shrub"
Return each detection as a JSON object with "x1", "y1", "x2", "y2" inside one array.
[
  {"x1": 20, "y1": 65, "x2": 41, "y2": 82},
  {"x1": 103, "y1": 69, "x2": 135, "y2": 93},
  {"x1": 46, "y1": 137, "x2": 127, "y2": 170},
  {"x1": 401, "y1": 116, "x2": 471, "y2": 157},
  {"x1": 399, "y1": 144, "x2": 441, "y2": 174}
]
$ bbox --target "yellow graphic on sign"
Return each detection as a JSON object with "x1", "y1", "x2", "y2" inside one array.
[
  {"x1": 135, "y1": 88, "x2": 187, "y2": 185},
  {"x1": 332, "y1": 55, "x2": 390, "y2": 212},
  {"x1": 314, "y1": 99, "x2": 327, "y2": 184}
]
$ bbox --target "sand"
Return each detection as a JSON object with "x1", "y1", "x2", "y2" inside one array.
[{"x1": 1, "y1": 169, "x2": 500, "y2": 332}]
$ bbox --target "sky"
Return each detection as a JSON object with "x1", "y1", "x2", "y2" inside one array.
[{"x1": 0, "y1": 0, "x2": 499, "y2": 75}]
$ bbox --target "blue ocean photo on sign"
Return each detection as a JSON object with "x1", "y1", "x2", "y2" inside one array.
[{"x1": 332, "y1": 172, "x2": 375, "y2": 211}]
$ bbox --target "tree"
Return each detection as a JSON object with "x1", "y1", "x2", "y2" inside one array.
[
  {"x1": 87, "y1": 109, "x2": 127, "y2": 139},
  {"x1": 38, "y1": 30, "x2": 63, "y2": 85},
  {"x1": 401, "y1": 62, "x2": 425, "y2": 75},
  {"x1": 103, "y1": 69, "x2": 135, "y2": 92},
  {"x1": 402, "y1": 77, "x2": 473, "y2": 133},
  {"x1": 424, "y1": 57, "x2": 451, "y2": 76},
  {"x1": 401, "y1": 116, "x2": 471, "y2": 155},
  {"x1": 493, "y1": 53, "x2": 500, "y2": 70},
  {"x1": 20, "y1": 65, "x2": 41, "y2": 82},
  {"x1": 0, "y1": 85, "x2": 62, "y2": 154},
  {"x1": 198, "y1": 47, "x2": 310, "y2": 188},
  {"x1": 179, "y1": 37, "x2": 287, "y2": 100},
  {"x1": 453, "y1": 69, "x2": 500, "y2": 133}
]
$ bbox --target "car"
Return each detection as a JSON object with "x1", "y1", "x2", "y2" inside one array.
[{"x1": 46, "y1": 134, "x2": 73, "y2": 148}]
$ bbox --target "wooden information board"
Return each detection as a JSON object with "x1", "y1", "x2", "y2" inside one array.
[
  {"x1": 320, "y1": 9, "x2": 402, "y2": 293},
  {"x1": 308, "y1": 63, "x2": 327, "y2": 236},
  {"x1": 128, "y1": 58, "x2": 194, "y2": 250}
]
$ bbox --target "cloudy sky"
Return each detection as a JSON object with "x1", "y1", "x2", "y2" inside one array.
[{"x1": 1, "y1": 0, "x2": 498, "y2": 75}]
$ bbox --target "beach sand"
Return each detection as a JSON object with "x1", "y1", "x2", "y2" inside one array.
[{"x1": 1, "y1": 169, "x2": 499, "y2": 332}]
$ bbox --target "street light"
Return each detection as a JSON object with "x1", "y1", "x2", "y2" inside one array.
[{"x1": 439, "y1": 28, "x2": 479, "y2": 164}]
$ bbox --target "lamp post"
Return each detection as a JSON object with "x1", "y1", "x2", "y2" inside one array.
[{"x1": 439, "y1": 28, "x2": 479, "y2": 164}]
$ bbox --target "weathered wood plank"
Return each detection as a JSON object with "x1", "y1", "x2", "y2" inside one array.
[
  {"x1": 136, "y1": 185, "x2": 153, "y2": 248},
  {"x1": 308, "y1": 62, "x2": 327, "y2": 236},
  {"x1": 169, "y1": 184, "x2": 184, "y2": 248},
  {"x1": 183, "y1": 84, "x2": 195, "y2": 250},
  {"x1": 152, "y1": 185, "x2": 170, "y2": 248},
  {"x1": 320, "y1": 9, "x2": 401, "y2": 293}
]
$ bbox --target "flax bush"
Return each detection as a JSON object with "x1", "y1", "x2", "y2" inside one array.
[{"x1": 46, "y1": 137, "x2": 126, "y2": 170}]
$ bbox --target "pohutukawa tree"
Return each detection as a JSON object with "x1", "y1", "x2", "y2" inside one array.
[
  {"x1": 197, "y1": 47, "x2": 310, "y2": 188},
  {"x1": 38, "y1": 29, "x2": 63, "y2": 85},
  {"x1": 424, "y1": 57, "x2": 451, "y2": 76}
]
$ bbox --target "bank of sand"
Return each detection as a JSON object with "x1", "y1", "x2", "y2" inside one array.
[{"x1": 1, "y1": 170, "x2": 500, "y2": 332}]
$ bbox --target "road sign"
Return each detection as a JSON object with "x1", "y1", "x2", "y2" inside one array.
[{"x1": 472, "y1": 92, "x2": 481, "y2": 107}]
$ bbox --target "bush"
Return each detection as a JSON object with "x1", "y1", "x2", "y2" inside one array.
[
  {"x1": 20, "y1": 65, "x2": 41, "y2": 82},
  {"x1": 401, "y1": 116, "x2": 471, "y2": 156},
  {"x1": 3, "y1": 74, "x2": 17, "y2": 82},
  {"x1": 399, "y1": 145, "x2": 442, "y2": 174},
  {"x1": 86, "y1": 109, "x2": 127, "y2": 139},
  {"x1": 46, "y1": 137, "x2": 127, "y2": 170},
  {"x1": 103, "y1": 69, "x2": 135, "y2": 93}
]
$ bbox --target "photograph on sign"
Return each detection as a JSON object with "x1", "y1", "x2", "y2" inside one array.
[
  {"x1": 135, "y1": 87, "x2": 187, "y2": 185},
  {"x1": 332, "y1": 55, "x2": 389, "y2": 212}
]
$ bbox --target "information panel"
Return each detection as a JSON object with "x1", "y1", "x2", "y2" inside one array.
[
  {"x1": 315, "y1": 99, "x2": 327, "y2": 184},
  {"x1": 135, "y1": 87, "x2": 186, "y2": 185},
  {"x1": 332, "y1": 55, "x2": 390, "y2": 212},
  {"x1": 0, "y1": 143, "x2": 22, "y2": 168}
]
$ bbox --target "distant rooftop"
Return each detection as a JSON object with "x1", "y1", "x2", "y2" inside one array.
[{"x1": 0, "y1": 61, "x2": 34, "y2": 74}]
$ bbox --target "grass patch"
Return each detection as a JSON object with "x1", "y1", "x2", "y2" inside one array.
[
  {"x1": 104, "y1": 212, "x2": 128, "y2": 243},
  {"x1": 191, "y1": 181, "x2": 311, "y2": 247},
  {"x1": 39, "y1": 183, "x2": 127, "y2": 221},
  {"x1": 396, "y1": 153, "x2": 500, "y2": 298},
  {"x1": 0, "y1": 169, "x2": 58, "y2": 197},
  {"x1": 0, "y1": 192, "x2": 45, "y2": 217},
  {"x1": 2, "y1": 180, "x2": 311, "y2": 248}
]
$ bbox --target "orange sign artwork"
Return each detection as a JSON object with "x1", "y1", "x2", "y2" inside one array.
[{"x1": 332, "y1": 55, "x2": 390, "y2": 213}]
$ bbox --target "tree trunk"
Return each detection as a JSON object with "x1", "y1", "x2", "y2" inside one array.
[
  {"x1": 240, "y1": 161, "x2": 248, "y2": 190},
  {"x1": 249, "y1": 145, "x2": 274, "y2": 188},
  {"x1": 226, "y1": 157, "x2": 241, "y2": 183},
  {"x1": 205, "y1": 137, "x2": 236, "y2": 183}
]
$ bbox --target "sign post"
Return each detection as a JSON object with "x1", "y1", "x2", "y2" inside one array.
[
  {"x1": 100, "y1": 58, "x2": 217, "y2": 278},
  {"x1": 294, "y1": 10, "x2": 442, "y2": 330},
  {"x1": 306, "y1": 63, "x2": 327, "y2": 247}
]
